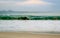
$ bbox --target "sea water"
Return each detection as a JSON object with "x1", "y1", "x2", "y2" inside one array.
[{"x1": 0, "y1": 20, "x2": 60, "y2": 32}]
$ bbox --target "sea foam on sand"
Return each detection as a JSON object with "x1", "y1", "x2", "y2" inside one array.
[{"x1": 0, "y1": 20, "x2": 60, "y2": 32}]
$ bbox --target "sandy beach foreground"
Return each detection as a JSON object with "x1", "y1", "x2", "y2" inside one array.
[{"x1": 0, "y1": 32, "x2": 60, "y2": 38}]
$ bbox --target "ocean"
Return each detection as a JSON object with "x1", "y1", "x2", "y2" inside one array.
[{"x1": 0, "y1": 20, "x2": 60, "y2": 32}]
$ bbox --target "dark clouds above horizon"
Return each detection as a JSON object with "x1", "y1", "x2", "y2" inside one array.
[{"x1": 0, "y1": 0, "x2": 60, "y2": 12}]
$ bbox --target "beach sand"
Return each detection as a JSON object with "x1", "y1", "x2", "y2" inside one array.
[{"x1": 0, "y1": 32, "x2": 60, "y2": 38}]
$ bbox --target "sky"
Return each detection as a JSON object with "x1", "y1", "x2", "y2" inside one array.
[{"x1": 0, "y1": 0, "x2": 60, "y2": 12}]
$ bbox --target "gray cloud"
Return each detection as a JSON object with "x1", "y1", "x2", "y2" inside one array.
[
  {"x1": 0, "y1": 0, "x2": 56, "y2": 11},
  {"x1": 0, "y1": 0, "x2": 27, "y2": 1}
]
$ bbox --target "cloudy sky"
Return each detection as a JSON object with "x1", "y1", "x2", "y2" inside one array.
[{"x1": 0, "y1": 0, "x2": 60, "y2": 11}]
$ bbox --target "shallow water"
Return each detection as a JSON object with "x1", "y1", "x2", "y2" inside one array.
[{"x1": 0, "y1": 20, "x2": 60, "y2": 32}]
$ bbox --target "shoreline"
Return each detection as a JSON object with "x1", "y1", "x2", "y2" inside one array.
[{"x1": 0, "y1": 32, "x2": 60, "y2": 38}]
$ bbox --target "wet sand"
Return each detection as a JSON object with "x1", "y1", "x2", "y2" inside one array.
[{"x1": 0, "y1": 32, "x2": 60, "y2": 38}]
